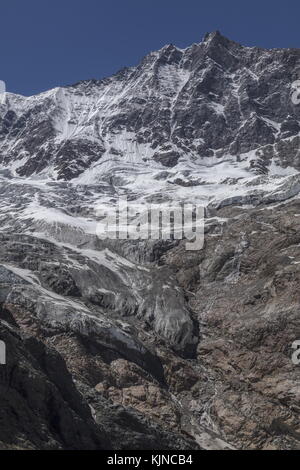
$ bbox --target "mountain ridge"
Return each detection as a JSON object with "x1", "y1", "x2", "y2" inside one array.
[{"x1": 1, "y1": 31, "x2": 300, "y2": 191}]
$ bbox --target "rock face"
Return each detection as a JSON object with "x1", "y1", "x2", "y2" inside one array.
[
  {"x1": 0, "y1": 32, "x2": 300, "y2": 450},
  {"x1": 0, "y1": 318, "x2": 111, "y2": 450},
  {"x1": 162, "y1": 201, "x2": 300, "y2": 449},
  {"x1": 0, "y1": 310, "x2": 197, "y2": 450}
]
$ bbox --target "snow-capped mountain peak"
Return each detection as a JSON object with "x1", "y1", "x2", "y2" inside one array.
[{"x1": 0, "y1": 32, "x2": 300, "y2": 204}]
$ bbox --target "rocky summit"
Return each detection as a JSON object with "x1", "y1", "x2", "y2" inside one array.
[{"x1": 0, "y1": 32, "x2": 300, "y2": 450}]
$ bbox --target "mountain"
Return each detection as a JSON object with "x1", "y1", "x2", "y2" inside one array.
[
  {"x1": 1, "y1": 30, "x2": 300, "y2": 183},
  {"x1": 0, "y1": 32, "x2": 300, "y2": 450}
]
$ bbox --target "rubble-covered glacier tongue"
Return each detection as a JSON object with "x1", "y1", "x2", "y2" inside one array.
[
  {"x1": 1, "y1": 32, "x2": 300, "y2": 450},
  {"x1": 0, "y1": 231, "x2": 197, "y2": 358}
]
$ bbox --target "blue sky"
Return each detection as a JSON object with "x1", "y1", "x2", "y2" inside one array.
[{"x1": 1, "y1": 0, "x2": 300, "y2": 96}]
